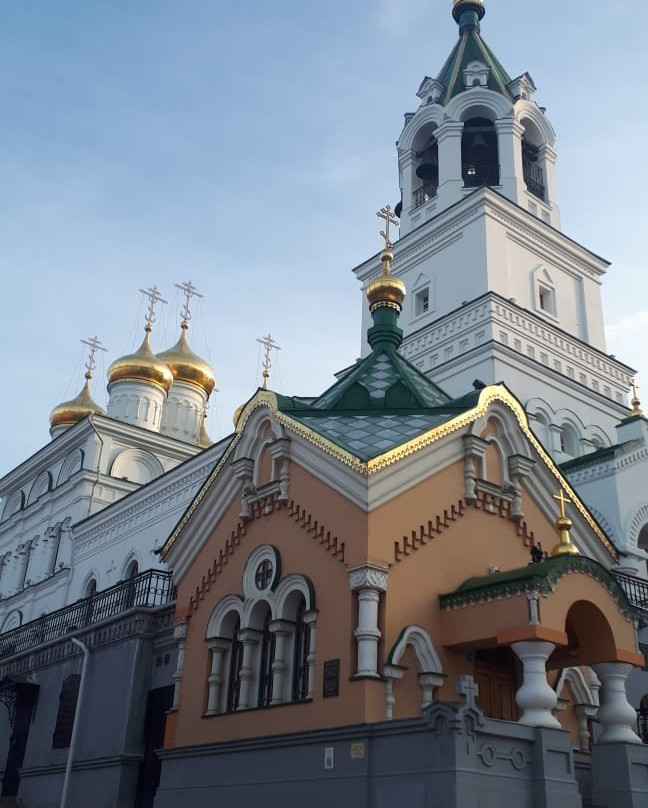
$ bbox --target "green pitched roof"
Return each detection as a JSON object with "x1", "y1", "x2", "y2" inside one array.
[
  {"x1": 273, "y1": 346, "x2": 481, "y2": 462},
  {"x1": 436, "y1": 27, "x2": 512, "y2": 104}
]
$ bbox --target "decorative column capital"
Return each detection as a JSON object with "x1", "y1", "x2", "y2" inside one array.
[
  {"x1": 494, "y1": 117, "x2": 525, "y2": 137},
  {"x1": 206, "y1": 637, "x2": 232, "y2": 652},
  {"x1": 508, "y1": 454, "x2": 536, "y2": 479},
  {"x1": 269, "y1": 619, "x2": 294, "y2": 636},
  {"x1": 237, "y1": 628, "x2": 262, "y2": 645},
  {"x1": 435, "y1": 120, "x2": 465, "y2": 141},
  {"x1": 173, "y1": 622, "x2": 188, "y2": 641},
  {"x1": 347, "y1": 563, "x2": 389, "y2": 592}
]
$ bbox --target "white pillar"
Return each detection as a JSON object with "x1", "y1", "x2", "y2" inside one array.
[
  {"x1": 269, "y1": 619, "x2": 293, "y2": 705},
  {"x1": 304, "y1": 610, "x2": 317, "y2": 699},
  {"x1": 171, "y1": 622, "x2": 187, "y2": 710},
  {"x1": 383, "y1": 664, "x2": 405, "y2": 721},
  {"x1": 348, "y1": 564, "x2": 389, "y2": 679},
  {"x1": 511, "y1": 640, "x2": 561, "y2": 728},
  {"x1": 435, "y1": 120, "x2": 464, "y2": 212},
  {"x1": 574, "y1": 705, "x2": 597, "y2": 752},
  {"x1": 495, "y1": 117, "x2": 525, "y2": 203},
  {"x1": 205, "y1": 638, "x2": 231, "y2": 715},
  {"x1": 237, "y1": 629, "x2": 261, "y2": 710},
  {"x1": 592, "y1": 662, "x2": 642, "y2": 744}
]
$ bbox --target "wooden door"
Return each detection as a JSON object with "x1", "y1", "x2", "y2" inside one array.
[{"x1": 474, "y1": 648, "x2": 518, "y2": 721}]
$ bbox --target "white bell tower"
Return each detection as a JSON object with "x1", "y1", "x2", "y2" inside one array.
[{"x1": 353, "y1": 0, "x2": 634, "y2": 464}]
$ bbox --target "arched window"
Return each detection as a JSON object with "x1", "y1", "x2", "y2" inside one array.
[
  {"x1": 521, "y1": 118, "x2": 546, "y2": 201},
  {"x1": 257, "y1": 608, "x2": 274, "y2": 708},
  {"x1": 291, "y1": 596, "x2": 311, "y2": 702},
  {"x1": 125, "y1": 559, "x2": 139, "y2": 579},
  {"x1": 559, "y1": 424, "x2": 580, "y2": 457},
  {"x1": 638, "y1": 524, "x2": 648, "y2": 554},
  {"x1": 226, "y1": 617, "x2": 243, "y2": 713},
  {"x1": 413, "y1": 134, "x2": 439, "y2": 208},
  {"x1": 52, "y1": 674, "x2": 81, "y2": 749},
  {"x1": 462, "y1": 117, "x2": 499, "y2": 188},
  {"x1": 84, "y1": 578, "x2": 97, "y2": 598}
]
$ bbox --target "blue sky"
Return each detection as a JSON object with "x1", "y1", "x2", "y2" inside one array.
[{"x1": 0, "y1": 0, "x2": 646, "y2": 475}]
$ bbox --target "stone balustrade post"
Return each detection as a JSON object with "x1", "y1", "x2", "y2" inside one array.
[
  {"x1": 592, "y1": 662, "x2": 642, "y2": 744},
  {"x1": 511, "y1": 640, "x2": 561, "y2": 728}
]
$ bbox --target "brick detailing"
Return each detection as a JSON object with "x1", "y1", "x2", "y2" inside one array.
[
  {"x1": 285, "y1": 501, "x2": 346, "y2": 563},
  {"x1": 393, "y1": 492, "x2": 535, "y2": 563}
]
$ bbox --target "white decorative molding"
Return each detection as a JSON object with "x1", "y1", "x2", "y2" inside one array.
[{"x1": 347, "y1": 564, "x2": 389, "y2": 592}]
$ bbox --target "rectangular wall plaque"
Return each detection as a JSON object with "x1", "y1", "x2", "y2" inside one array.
[{"x1": 323, "y1": 659, "x2": 340, "y2": 698}]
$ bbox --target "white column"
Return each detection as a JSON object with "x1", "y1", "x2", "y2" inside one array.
[
  {"x1": 304, "y1": 610, "x2": 317, "y2": 699},
  {"x1": 237, "y1": 629, "x2": 261, "y2": 710},
  {"x1": 511, "y1": 640, "x2": 561, "y2": 728},
  {"x1": 383, "y1": 664, "x2": 405, "y2": 721},
  {"x1": 495, "y1": 117, "x2": 525, "y2": 202},
  {"x1": 592, "y1": 662, "x2": 642, "y2": 744},
  {"x1": 348, "y1": 564, "x2": 389, "y2": 679},
  {"x1": 171, "y1": 622, "x2": 188, "y2": 710},
  {"x1": 205, "y1": 638, "x2": 231, "y2": 715},
  {"x1": 419, "y1": 672, "x2": 445, "y2": 710},
  {"x1": 269, "y1": 619, "x2": 293, "y2": 705},
  {"x1": 435, "y1": 120, "x2": 464, "y2": 212},
  {"x1": 574, "y1": 705, "x2": 597, "y2": 752},
  {"x1": 538, "y1": 143, "x2": 560, "y2": 227}
]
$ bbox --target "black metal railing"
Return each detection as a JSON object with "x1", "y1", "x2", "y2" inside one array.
[
  {"x1": 0, "y1": 569, "x2": 175, "y2": 659},
  {"x1": 638, "y1": 707, "x2": 648, "y2": 743},
  {"x1": 463, "y1": 164, "x2": 500, "y2": 188},
  {"x1": 522, "y1": 156, "x2": 545, "y2": 200},
  {"x1": 613, "y1": 571, "x2": 648, "y2": 611},
  {"x1": 413, "y1": 184, "x2": 437, "y2": 209}
]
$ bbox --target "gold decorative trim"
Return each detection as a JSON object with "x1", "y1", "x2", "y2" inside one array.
[{"x1": 162, "y1": 386, "x2": 618, "y2": 562}]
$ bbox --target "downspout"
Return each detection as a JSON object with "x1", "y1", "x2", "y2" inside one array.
[
  {"x1": 86, "y1": 414, "x2": 105, "y2": 518},
  {"x1": 60, "y1": 637, "x2": 90, "y2": 808}
]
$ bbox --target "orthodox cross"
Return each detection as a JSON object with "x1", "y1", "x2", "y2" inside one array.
[
  {"x1": 456, "y1": 675, "x2": 479, "y2": 710},
  {"x1": 174, "y1": 280, "x2": 203, "y2": 326},
  {"x1": 80, "y1": 335, "x2": 107, "y2": 378},
  {"x1": 139, "y1": 285, "x2": 167, "y2": 330},
  {"x1": 256, "y1": 333, "x2": 281, "y2": 390},
  {"x1": 376, "y1": 205, "x2": 399, "y2": 248},
  {"x1": 255, "y1": 559, "x2": 273, "y2": 590},
  {"x1": 553, "y1": 488, "x2": 572, "y2": 519}
]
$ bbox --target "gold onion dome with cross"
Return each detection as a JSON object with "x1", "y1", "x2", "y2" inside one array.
[
  {"x1": 50, "y1": 336, "x2": 107, "y2": 429},
  {"x1": 107, "y1": 326, "x2": 174, "y2": 393},
  {"x1": 365, "y1": 206, "x2": 406, "y2": 313}
]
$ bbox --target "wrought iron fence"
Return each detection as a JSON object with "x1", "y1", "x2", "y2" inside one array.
[
  {"x1": 638, "y1": 708, "x2": 648, "y2": 744},
  {"x1": 0, "y1": 569, "x2": 175, "y2": 659},
  {"x1": 522, "y1": 156, "x2": 545, "y2": 200},
  {"x1": 413, "y1": 184, "x2": 437, "y2": 209},
  {"x1": 612, "y1": 571, "x2": 648, "y2": 611}
]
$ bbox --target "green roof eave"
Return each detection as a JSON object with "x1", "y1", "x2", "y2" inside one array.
[{"x1": 439, "y1": 555, "x2": 637, "y2": 620}]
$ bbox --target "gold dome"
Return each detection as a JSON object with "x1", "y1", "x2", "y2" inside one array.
[
  {"x1": 198, "y1": 411, "x2": 213, "y2": 448},
  {"x1": 107, "y1": 328, "x2": 173, "y2": 393},
  {"x1": 157, "y1": 324, "x2": 216, "y2": 397},
  {"x1": 50, "y1": 375, "x2": 106, "y2": 430},
  {"x1": 365, "y1": 248, "x2": 406, "y2": 312}
]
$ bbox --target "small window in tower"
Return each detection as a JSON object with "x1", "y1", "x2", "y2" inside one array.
[
  {"x1": 538, "y1": 285, "x2": 556, "y2": 316},
  {"x1": 415, "y1": 287, "x2": 430, "y2": 316}
]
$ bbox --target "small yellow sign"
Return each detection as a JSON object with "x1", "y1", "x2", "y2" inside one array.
[{"x1": 350, "y1": 742, "x2": 365, "y2": 759}]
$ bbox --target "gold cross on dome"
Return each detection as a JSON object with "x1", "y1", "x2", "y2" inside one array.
[
  {"x1": 553, "y1": 488, "x2": 572, "y2": 519},
  {"x1": 376, "y1": 205, "x2": 399, "y2": 248},
  {"x1": 139, "y1": 285, "x2": 168, "y2": 329},
  {"x1": 174, "y1": 280, "x2": 203, "y2": 326},
  {"x1": 256, "y1": 333, "x2": 281, "y2": 390},
  {"x1": 631, "y1": 378, "x2": 640, "y2": 401},
  {"x1": 80, "y1": 335, "x2": 107, "y2": 377}
]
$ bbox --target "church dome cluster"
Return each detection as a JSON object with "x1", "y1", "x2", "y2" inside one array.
[{"x1": 49, "y1": 284, "x2": 216, "y2": 446}]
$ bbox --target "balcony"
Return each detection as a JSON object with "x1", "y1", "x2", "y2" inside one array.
[
  {"x1": 413, "y1": 184, "x2": 437, "y2": 210},
  {"x1": 0, "y1": 568, "x2": 175, "y2": 659},
  {"x1": 463, "y1": 164, "x2": 500, "y2": 188},
  {"x1": 613, "y1": 571, "x2": 648, "y2": 612},
  {"x1": 523, "y1": 156, "x2": 545, "y2": 201}
]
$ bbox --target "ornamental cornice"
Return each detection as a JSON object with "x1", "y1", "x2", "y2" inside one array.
[{"x1": 347, "y1": 564, "x2": 389, "y2": 592}]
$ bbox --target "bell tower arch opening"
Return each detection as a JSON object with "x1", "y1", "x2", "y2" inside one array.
[{"x1": 461, "y1": 116, "x2": 499, "y2": 188}]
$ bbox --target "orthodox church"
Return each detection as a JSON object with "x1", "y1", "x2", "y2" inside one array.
[{"x1": 1, "y1": 2, "x2": 648, "y2": 808}]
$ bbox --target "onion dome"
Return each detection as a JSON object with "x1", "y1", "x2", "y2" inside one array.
[
  {"x1": 157, "y1": 323, "x2": 216, "y2": 397},
  {"x1": 49, "y1": 373, "x2": 105, "y2": 430},
  {"x1": 198, "y1": 411, "x2": 213, "y2": 448},
  {"x1": 107, "y1": 327, "x2": 173, "y2": 393},
  {"x1": 365, "y1": 247, "x2": 406, "y2": 313}
]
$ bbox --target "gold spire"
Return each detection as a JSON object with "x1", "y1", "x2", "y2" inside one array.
[
  {"x1": 50, "y1": 336, "x2": 107, "y2": 431},
  {"x1": 198, "y1": 409, "x2": 213, "y2": 448},
  {"x1": 550, "y1": 489, "x2": 579, "y2": 557},
  {"x1": 629, "y1": 378, "x2": 644, "y2": 418},
  {"x1": 107, "y1": 287, "x2": 173, "y2": 392},
  {"x1": 256, "y1": 333, "x2": 281, "y2": 390},
  {"x1": 365, "y1": 205, "x2": 406, "y2": 313}
]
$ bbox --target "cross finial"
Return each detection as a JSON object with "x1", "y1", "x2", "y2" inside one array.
[
  {"x1": 80, "y1": 335, "x2": 107, "y2": 379},
  {"x1": 174, "y1": 280, "x2": 203, "y2": 327},
  {"x1": 630, "y1": 378, "x2": 644, "y2": 417},
  {"x1": 256, "y1": 333, "x2": 281, "y2": 390},
  {"x1": 456, "y1": 675, "x2": 479, "y2": 710},
  {"x1": 139, "y1": 285, "x2": 168, "y2": 331},
  {"x1": 553, "y1": 488, "x2": 571, "y2": 519},
  {"x1": 376, "y1": 205, "x2": 399, "y2": 249}
]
